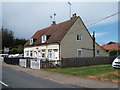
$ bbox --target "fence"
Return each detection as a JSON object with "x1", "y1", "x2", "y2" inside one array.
[
  {"x1": 4, "y1": 56, "x2": 116, "y2": 68},
  {"x1": 4, "y1": 57, "x2": 20, "y2": 65},
  {"x1": 30, "y1": 59, "x2": 40, "y2": 69},
  {"x1": 19, "y1": 59, "x2": 27, "y2": 68},
  {"x1": 40, "y1": 60, "x2": 61, "y2": 68},
  {"x1": 61, "y1": 56, "x2": 116, "y2": 68}
]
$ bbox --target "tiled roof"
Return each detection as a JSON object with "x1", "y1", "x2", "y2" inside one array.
[
  {"x1": 101, "y1": 43, "x2": 120, "y2": 50},
  {"x1": 24, "y1": 16, "x2": 79, "y2": 47}
]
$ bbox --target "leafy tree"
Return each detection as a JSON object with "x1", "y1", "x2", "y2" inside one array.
[
  {"x1": 108, "y1": 49, "x2": 118, "y2": 56},
  {"x1": 2, "y1": 28, "x2": 14, "y2": 49},
  {"x1": 2, "y1": 27, "x2": 27, "y2": 54},
  {"x1": 10, "y1": 45, "x2": 23, "y2": 54},
  {"x1": 14, "y1": 38, "x2": 27, "y2": 48},
  {"x1": 107, "y1": 41, "x2": 116, "y2": 45}
]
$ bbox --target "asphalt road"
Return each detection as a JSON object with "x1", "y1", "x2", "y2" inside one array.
[{"x1": 2, "y1": 66, "x2": 76, "y2": 88}]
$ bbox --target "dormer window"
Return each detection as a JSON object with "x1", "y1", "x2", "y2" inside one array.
[
  {"x1": 42, "y1": 35, "x2": 51, "y2": 43},
  {"x1": 30, "y1": 38, "x2": 33, "y2": 45},
  {"x1": 42, "y1": 35, "x2": 46, "y2": 43},
  {"x1": 30, "y1": 38, "x2": 36, "y2": 45}
]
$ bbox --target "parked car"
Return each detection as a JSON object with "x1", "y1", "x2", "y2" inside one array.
[
  {"x1": 112, "y1": 55, "x2": 120, "y2": 69},
  {"x1": 9, "y1": 54, "x2": 23, "y2": 58}
]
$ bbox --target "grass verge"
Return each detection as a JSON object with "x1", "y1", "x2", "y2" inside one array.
[{"x1": 44, "y1": 64, "x2": 120, "y2": 83}]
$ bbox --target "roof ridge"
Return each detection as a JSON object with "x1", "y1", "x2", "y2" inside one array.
[
  {"x1": 24, "y1": 16, "x2": 79, "y2": 47},
  {"x1": 37, "y1": 17, "x2": 78, "y2": 33}
]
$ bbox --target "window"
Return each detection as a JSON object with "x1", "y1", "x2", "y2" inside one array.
[
  {"x1": 48, "y1": 49, "x2": 52, "y2": 59},
  {"x1": 30, "y1": 38, "x2": 33, "y2": 45},
  {"x1": 30, "y1": 51, "x2": 33, "y2": 57},
  {"x1": 41, "y1": 49, "x2": 45, "y2": 58},
  {"x1": 34, "y1": 51, "x2": 37, "y2": 58},
  {"x1": 38, "y1": 51, "x2": 41, "y2": 58},
  {"x1": 42, "y1": 35, "x2": 46, "y2": 43},
  {"x1": 76, "y1": 34, "x2": 82, "y2": 41},
  {"x1": 96, "y1": 50, "x2": 100, "y2": 56},
  {"x1": 54, "y1": 49, "x2": 58, "y2": 60},
  {"x1": 77, "y1": 49, "x2": 82, "y2": 57},
  {"x1": 26, "y1": 51, "x2": 29, "y2": 56}
]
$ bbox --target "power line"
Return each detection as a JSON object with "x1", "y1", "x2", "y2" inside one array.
[
  {"x1": 67, "y1": 11, "x2": 119, "y2": 35},
  {"x1": 87, "y1": 12, "x2": 119, "y2": 27}
]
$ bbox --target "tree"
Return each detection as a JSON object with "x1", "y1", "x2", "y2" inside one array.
[
  {"x1": 107, "y1": 41, "x2": 116, "y2": 45},
  {"x1": 108, "y1": 49, "x2": 118, "y2": 56},
  {"x1": 2, "y1": 28, "x2": 14, "y2": 49},
  {"x1": 2, "y1": 27, "x2": 27, "y2": 54},
  {"x1": 10, "y1": 45, "x2": 23, "y2": 54}
]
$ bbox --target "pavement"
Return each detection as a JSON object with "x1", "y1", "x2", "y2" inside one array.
[{"x1": 1, "y1": 62, "x2": 119, "y2": 88}]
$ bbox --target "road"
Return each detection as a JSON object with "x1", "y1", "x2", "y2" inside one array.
[{"x1": 2, "y1": 66, "x2": 76, "y2": 88}]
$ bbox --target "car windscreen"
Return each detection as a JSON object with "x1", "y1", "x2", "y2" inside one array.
[{"x1": 117, "y1": 56, "x2": 120, "y2": 59}]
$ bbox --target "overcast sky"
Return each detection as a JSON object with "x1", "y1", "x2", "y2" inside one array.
[{"x1": 1, "y1": 2, "x2": 119, "y2": 45}]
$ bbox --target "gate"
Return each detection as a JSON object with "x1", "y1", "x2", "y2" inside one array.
[
  {"x1": 19, "y1": 59, "x2": 27, "y2": 67},
  {"x1": 30, "y1": 59, "x2": 40, "y2": 69}
]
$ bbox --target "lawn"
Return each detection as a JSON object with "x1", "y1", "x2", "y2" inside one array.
[
  {"x1": 44, "y1": 64, "x2": 120, "y2": 82},
  {"x1": 45, "y1": 64, "x2": 118, "y2": 76}
]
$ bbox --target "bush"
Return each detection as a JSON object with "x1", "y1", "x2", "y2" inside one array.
[{"x1": 108, "y1": 49, "x2": 118, "y2": 56}]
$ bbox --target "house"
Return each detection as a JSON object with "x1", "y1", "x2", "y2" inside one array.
[
  {"x1": 101, "y1": 43, "x2": 120, "y2": 51},
  {"x1": 101, "y1": 43, "x2": 120, "y2": 56},
  {"x1": 24, "y1": 13, "x2": 108, "y2": 60}
]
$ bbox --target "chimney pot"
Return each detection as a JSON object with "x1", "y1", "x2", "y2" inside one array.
[
  {"x1": 51, "y1": 21, "x2": 56, "y2": 25},
  {"x1": 72, "y1": 13, "x2": 76, "y2": 17}
]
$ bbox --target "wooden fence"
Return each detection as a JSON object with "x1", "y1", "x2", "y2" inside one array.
[
  {"x1": 61, "y1": 56, "x2": 116, "y2": 68},
  {"x1": 40, "y1": 60, "x2": 61, "y2": 68},
  {"x1": 3, "y1": 56, "x2": 116, "y2": 68}
]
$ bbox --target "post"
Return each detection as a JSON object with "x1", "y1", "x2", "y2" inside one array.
[
  {"x1": 93, "y1": 31, "x2": 95, "y2": 57},
  {"x1": 68, "y1": 2, "x2": 71, "y2": 19}
]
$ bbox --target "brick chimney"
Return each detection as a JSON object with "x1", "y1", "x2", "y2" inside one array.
[{"x1": 72, "y1": 13, "x2": 76, "y2": 17}]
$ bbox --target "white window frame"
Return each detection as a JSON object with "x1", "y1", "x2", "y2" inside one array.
[
  {"x1": 41, "y1": 49, "x2": 45, "y2": 58},
  {"x1": 77, "y1": 49, "x2": 82, "y2": 57},
  {"x1": 96, "y1": 50, "x2": 100, "y2": 56},
  {"x1": 34, "y1": 51, "x2": 37, "y2": 58},
  {"x1": 26, "y1": 51, "x2": 29, "y2": 57},
  {"x1": 53, "y1": 49, "x2": 59, "y2": 60},
  {"x1": 38, "y1": 50, "x2": 41, "y2": 58},
  {"x1": 42, "y1": 35, "x2": 46, "y2": 43},
  {"x1": 48, "y1": 49, "x2": 52, "y2": 59},
  {"x1": 76, "y1": 34, "x2": 82, "y2": 41},
  {"x1": 30, "y1": 38, "x2": 33, "y2": 45},
  {"x1": 30, "y1": 51, "x2": 33, "y2": 57}
]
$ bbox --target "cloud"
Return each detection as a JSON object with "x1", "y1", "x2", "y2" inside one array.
[
  {"x1": 91, "y1": 32, "x2": 108, "y2": 37},
  {"x1": 73, "y1": 2, "x2": 118, "y2": 27},
  {"x1": 95, "y1": 32, "x2": 108, "y2": 37},
  {"x1": 2, "y1": 2, "x2": 118, "y2": 39}
]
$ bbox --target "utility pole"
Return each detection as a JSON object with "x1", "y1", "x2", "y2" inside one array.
[
  {"x1": 93, "y1": 31, "x2": 95, "y2": 57},
  {"x1": 68, "y1": 2, "x2": 71, "y2": 19}
]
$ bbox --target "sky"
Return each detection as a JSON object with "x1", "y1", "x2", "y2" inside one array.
[{"x1": 1, "y1": 1, "x2": 119, "y2": 45}]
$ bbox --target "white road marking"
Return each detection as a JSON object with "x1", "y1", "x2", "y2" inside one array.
[{"x1": 0, "y1": 81, "x2": 8, "y2": 87}]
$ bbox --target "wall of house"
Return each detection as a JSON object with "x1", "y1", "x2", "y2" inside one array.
[
  {"x1": 95, "y1": 43, "x2": 108, "y2": 57},
  {"x1": 24, "y1": 43, "x2": 59, "y2": 60},
  {"x1": 60, "y1": 17, "x2": 108, "y2": 58}
]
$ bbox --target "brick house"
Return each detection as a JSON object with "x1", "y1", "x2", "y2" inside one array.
[{"x1": 24, "y1": 14, "x2": 108, "y2": 60}]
